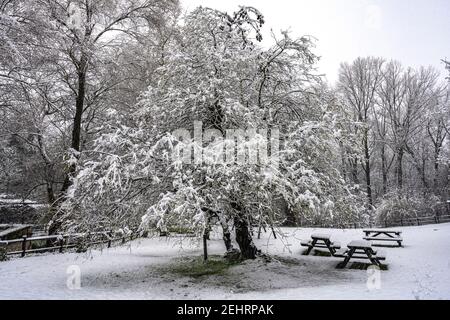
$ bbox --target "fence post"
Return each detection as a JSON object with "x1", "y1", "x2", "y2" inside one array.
[
  {"x1": 21, "y1": 235, "x2": 27, "y2": 257},
  {"x1": 400, "y1": 218, "x2": 403, "y2": 226},
  {"x1": 59, "y1": 236, "x2": 64, "y2": 253},
  {"x1": 122, "y1": 235, "x2": 125, "y2": 244},
  {"x1": 384, "y1": 219, "x2": 388, "y2": 228},
  {"x1": 203, "y1": 232, "x2": 208, "y2": 261},
  {"x1": 417, "y1": 218, "x2": 420, "y2": 226}
]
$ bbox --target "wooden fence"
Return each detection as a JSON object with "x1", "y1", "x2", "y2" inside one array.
[
  {"x1": 298, "y1": 214, "x2": 450, "y2": 229},
  {"x1": 0, "y1": 230, "x2": 139, "y2": 258},
  {"x1": 378, "y1": 214, "x2": 450, "y2": 228}
]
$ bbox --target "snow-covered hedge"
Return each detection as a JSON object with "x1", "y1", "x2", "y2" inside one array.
[{"x1": 375, "y1": 191, "x2": 443, "y2": 224}]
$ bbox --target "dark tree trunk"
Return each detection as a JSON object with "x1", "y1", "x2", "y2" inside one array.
[
  {"x1": 49, "y1": 60, "x2": 88, "y2": 235},
  {"x1": 434, "y1": 146, "x2": 440, "y2": 191},
  {"x1": 396, "y1": 147, "x2": 404, "y2": 189},
  {"x1": 381, "y1": 144, "x2": 388, "y2": 194},
  {"x1": 363, "y1": 134, "x2": 373, "y2": 207},
  {"x1": 234, "y1": 215, "x2": 258, "y2": 259},
  {"x1": 231, "y1": 202, "x2": 258, "y2": 259},
  {"x1": 60, "y1": 66, "x2": 87, "y2": 196}
]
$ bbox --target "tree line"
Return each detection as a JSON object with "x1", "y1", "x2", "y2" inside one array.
[{"x1": 338, "y1": 58, "x2": 449, "y2": 222}]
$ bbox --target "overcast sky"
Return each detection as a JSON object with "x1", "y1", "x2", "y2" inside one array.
[{"x1": 181, "y1": 0, "x2": 450, "y2": 84}]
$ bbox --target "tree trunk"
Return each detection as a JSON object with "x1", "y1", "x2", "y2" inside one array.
[
  {"x1": 60, "y1": 66, "x2": 87, "y2": 195},
  {"x1": 234, "y1": 215, "x2": 258, "y2": 259},
  {"x1": 49, "y1": 60, "x2": 87, "y2": 235},
  {"x1": 202, "y1": 207, "x2": 234, "y2": 252},
  {"x1": 434, "y1": 147, "x2": 440, "y2": 191},
  {"x1": 231, "y1": 202, "x2": 258, "y2": 259},
  {"x1": 381, "y1": 144, "x2": 388, "y2": 194},
  {"x1": 219, "y1": 217, "x2": 233, "y2": 252},
  {"x1": 396, "y1": 147, "x2": 404, "y2": 189},
  {"x1": 363, "y1": 133, "x2": 373, "y2": 207}
]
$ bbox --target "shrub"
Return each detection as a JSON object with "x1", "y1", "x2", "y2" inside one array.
[{"x1": 375, "y1": 191, "x2": 442, "y2": 225}]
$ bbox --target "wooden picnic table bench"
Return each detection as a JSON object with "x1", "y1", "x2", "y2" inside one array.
[
  {"x1": 301, "y1": 233, "x2": 341, "y2": 256},
  {"x1": 363, "y1": 229, "x2": 402, "y2": 236},
  {"x1": 335, "y1": 240, "x2": 386, "y2": 268},
  {"x1": 363, "y1": 229, "x2": 403, "y2": 247}
]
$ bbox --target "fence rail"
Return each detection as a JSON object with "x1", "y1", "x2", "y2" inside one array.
[
  {"x1": 380, "y1": 214, "x2": 450, "y2": 228},
  {"x1": 0, "y1": 230, "x2": 139, "y2": 258},
  {"x1": 298, "y1": 214, "x2": 450, "y2": 229}
]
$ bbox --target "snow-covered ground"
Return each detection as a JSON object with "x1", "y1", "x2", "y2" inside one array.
[{"x1": 1, "y1": 223, "x2": 450, "y2": 300}]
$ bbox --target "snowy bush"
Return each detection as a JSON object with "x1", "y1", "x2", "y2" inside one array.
[
  {"x1": 281, "y1": 109, "x2": 365, "y2": 227},
  {"x1": 375, "y1": 191, "x2": 442, "y2": 224}
]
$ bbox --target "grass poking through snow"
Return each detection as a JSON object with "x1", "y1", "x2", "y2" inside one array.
[{"x1": 159, "y1": 255, "x2": 240, "y2": 278}]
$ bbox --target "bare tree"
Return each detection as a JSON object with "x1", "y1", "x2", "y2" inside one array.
[
  {"x1": 338, "y1": 57, "x2": 384, "y2": 207},
  {"x1": 379, "y1": 61, "x2": 440, "y2": 190},
  {"x1": 426, "y1": 83, "x2": 449, "y2": 192},
  {"x1": 0, "y1": 0, "x2": 180, "y2": 232}
]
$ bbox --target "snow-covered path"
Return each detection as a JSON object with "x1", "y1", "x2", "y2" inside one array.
[{"x1": 1, "y1": 223, "x2": 449, "y2": 300}]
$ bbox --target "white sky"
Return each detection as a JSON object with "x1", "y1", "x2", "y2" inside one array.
[{"x1": 181, "y1": 0, "x2": 450, "y2": 84}]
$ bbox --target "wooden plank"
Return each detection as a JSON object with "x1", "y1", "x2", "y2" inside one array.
[
  {"x1": 348, "y1": 240, "x2": 372, "y2": 249},
  {"x1": 363, "y1": 229, "x2": 402, "y2": 234},
  {"x1": 311, "y1": 233, "x2": 331, "y2": 240},
  {"x1": 364, "y1": 236, "x2": 402, "y2": 241},
  {"x1": 344, "y1": 254, "x2": 386, "y2": 261}
]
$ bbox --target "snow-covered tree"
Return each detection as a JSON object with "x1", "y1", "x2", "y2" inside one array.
[
  {"x1": 61, "y1": 6, "x2": 363, "y2": 260},
  {"x1": 338, "y1": 57, "x2": 385, "y2": 207},
  {"x1": 378, "y1": 62, "x2": 440, "y2": 190},
  {"x1": 0, "y1": 0, "x2": 181, "y2": 230}
]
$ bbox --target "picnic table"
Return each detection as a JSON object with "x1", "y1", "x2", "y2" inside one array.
[
  {"x1": 363, "y1": 229, "x2": 403, "y2": 247},
  {"x1": 336, "y1": 240, "x2": 386, "y2": 268},
  {"x1": 301, "y1": 233, "x2": 341, "y2": 256}
]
